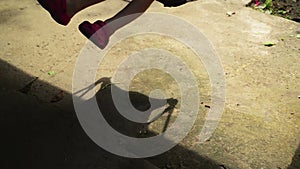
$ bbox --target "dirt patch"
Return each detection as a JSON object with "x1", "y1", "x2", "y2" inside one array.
[{"x1": 247, "y1": 0, "x2": 300, "y2": 22}]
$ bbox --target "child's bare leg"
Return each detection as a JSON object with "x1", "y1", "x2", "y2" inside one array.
[
  {"x1": 78, "y1": 0, "x2": 154, "y2": 49},
  {"x1": 104, "y1": 0, "x2": 154, "y2": 35},
  {"x1": 66, "y1": 0, "x2": 105, "y2": 16}
]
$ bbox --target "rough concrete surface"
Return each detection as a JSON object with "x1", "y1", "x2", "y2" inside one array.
[{"x1": 1, "y1": 0, "x2": 299, "y2": 169}]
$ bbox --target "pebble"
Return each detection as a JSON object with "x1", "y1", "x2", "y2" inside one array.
[
  {"x1": 219, "y1": 165, "x2": 227, "y2": 169},
  {"x1": 226, "y1": 11, "x2": 236, "y2": 17},
  {"x1": 205, "y1": 105, "x2": 211, "y2": 108}
]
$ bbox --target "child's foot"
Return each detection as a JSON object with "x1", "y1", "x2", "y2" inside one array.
[
  {"x1": 79, "y1": 20, "x2": 110, "y2": 49},
  {"x1": 37, "y1": 0, "x2": 73, "y2": 25}
]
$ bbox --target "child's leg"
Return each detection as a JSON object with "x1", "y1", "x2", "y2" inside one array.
[
  {"x1": 66, "y1": 0, "x2": 104, "y2": 16},
  {"x1": 105, "y1": 0, "x2": 154, "y2": 35},
  {"x1": 79, "y1": 0, "x2": 154, "y2": 49},
  {"x1": 38, "y1": 0, "x2": 104, "y2": 25}
]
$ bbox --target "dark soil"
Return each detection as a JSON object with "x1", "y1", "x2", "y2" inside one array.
[{"x1": 247, "y1": 0, "x2": 300, "y2": 22}]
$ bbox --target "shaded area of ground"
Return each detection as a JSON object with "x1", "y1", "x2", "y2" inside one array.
[
  {"x1": 248, "y1": 0, "x2": 300, "y2": 21},
  {"x1": 288, "y1": 144, "x2": 300, "y2": 169},
  {"x1": 1, "y1": 59, "x2": 222, "y2": 169},
  {"x1": 272, "y1": 0, "x2": 300, "y2": 20},
  {"x1": 1, "y1": 0, "x2": 300, "y2": 168}
]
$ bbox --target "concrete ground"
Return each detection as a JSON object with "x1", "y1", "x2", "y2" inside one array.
[{"x1": 1, "y1": 0, "x2": 299, "y2": 168}]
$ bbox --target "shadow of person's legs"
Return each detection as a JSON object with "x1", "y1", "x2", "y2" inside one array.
[
  {"x1": 288, "y1": 144, "x2": 300, "y2": 169},
  {"x1": 1, "y1": 59, "x2": 221, "y2": 169}
]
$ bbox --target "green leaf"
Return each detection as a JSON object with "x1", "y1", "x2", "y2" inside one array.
[
  {"x1": 278, "y1": 10, "x2": 287, "y2": 14},
  {"x1": 265, "y1": 0, "x2": 273, "y2": 9},
  {"x1": 48, "y1": 70, "x2": 56, "y2": 76},
  {"x1": 265, "y1": 9, "x2": 273, "y2": 14},
  {"x1": 297, "y1": 34, "x2": 300, "y2": 39},
  {"x1": 263, "y1": 42, "x2": 276, "y2": 47},
  {"x1": 261, "y1": 4, "x2": 267, "y2": 10}
]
